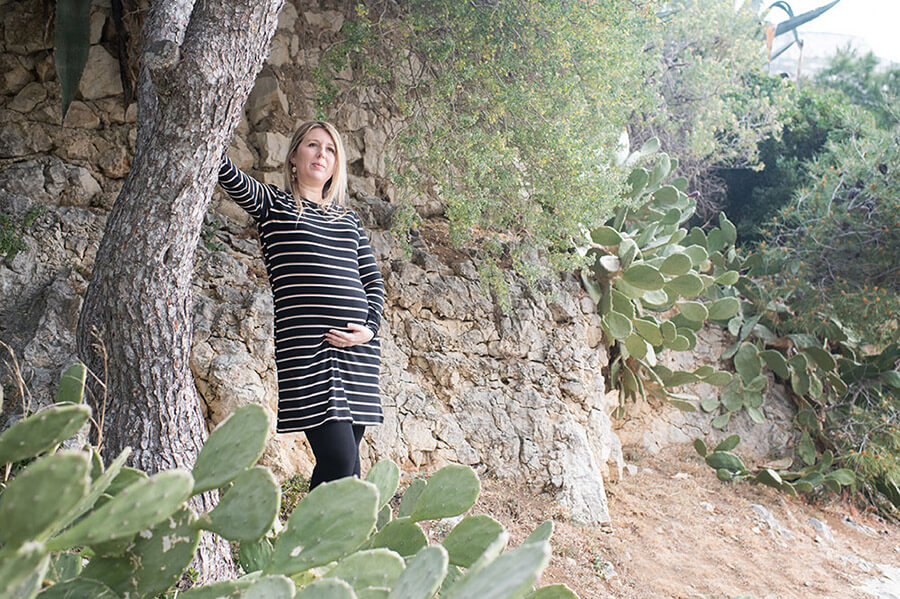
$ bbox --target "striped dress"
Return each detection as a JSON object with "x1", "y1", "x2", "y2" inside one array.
[{"x1": 218, "y1": 157, "x2": 385, "y2": 433}]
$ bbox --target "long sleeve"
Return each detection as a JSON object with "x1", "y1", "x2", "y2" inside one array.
[
  {"x1": 354, "y1": 215, "x2": 385, "y2": 335},
  {"x1": 218, "y1": 156, "x2": 276, "y2": 222}
]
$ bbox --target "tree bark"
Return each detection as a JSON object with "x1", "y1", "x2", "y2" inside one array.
[{"x1": 76, "y1": 0, "x2": 284, "y2": 582}]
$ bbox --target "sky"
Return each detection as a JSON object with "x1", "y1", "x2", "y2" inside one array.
[{"x1": 765, "y1": 0, "x2": 900, "y2": 63}]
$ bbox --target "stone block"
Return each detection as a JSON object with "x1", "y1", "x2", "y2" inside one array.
[
  {"x1": 9, "y1": 82, "x2": 48, "y2": 113},
  {"x1": 267, "y1": 35, "x2": 292, "y2": 67},
  {"x1": 303, "y1": 10, "x2": 344, "y2": 33},
  {"x1": 277, "y1": 2, "x2": 299, "y2": 30},
  {"x1": 63, "y1": 101, "x2": 101, "y2": 129},
  {"x1": 246, "y1": 71, "x2": 289, "y2": 125},
  {"x1": 0, "y1": 122, "x2": 52, "y2": 158},
  {"x1": 79, "y1": 45, "x2": 124, "y2": 100},
  {"x1": 1, "y1": 55, "x2": 32, "y2": 95},
  {"x1": 4, "y1": 5, "x2": 51, "y2": 53},
  {"x1": 227, "y1": 134, "x2": 256, "y2": 171},
  {"x1": 252, "y1": 131, "x2": 291, "y2": 169}
]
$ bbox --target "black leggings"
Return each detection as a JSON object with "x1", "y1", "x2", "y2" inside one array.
[{"x1": 305, "y1": 420, "x2": 366, "y2": 490}]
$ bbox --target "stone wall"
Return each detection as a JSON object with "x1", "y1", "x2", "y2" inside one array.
[{"x1": 0, "y1": 0, "x2": 795, "y2": 525}]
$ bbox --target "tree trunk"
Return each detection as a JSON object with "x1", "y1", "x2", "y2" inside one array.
[{"x1": 76, "y1": 0, "x2": 284, "y2": 582}]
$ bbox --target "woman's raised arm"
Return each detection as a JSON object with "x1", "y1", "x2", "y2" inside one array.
[{"x1": 217, "y1": 155, "x2": 275, "y2": 222}]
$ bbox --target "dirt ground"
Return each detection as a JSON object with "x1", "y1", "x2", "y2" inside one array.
[{"x1": 472, "y1": 444, "x2": 900, "y2": 599}]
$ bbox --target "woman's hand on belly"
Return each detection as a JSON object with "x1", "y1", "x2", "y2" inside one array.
[{"x1": 325, "y1": 322, "x2": 374, "y2": 348}]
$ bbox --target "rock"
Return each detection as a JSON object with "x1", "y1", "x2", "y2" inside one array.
[
  {"x1": 63, "y1": 101, "x2": 101, "y2": 129},
  {"x1": 60, "y1": 167, "x2": 101, "y2": 207},
  {"x1": 4, "y1": 5, "x2": 51, "y2": 53},
  {"x1": 750, "y1": 504, "x2": 793, "y2": 539},
  {"x1": 808, "y1": 517, "x2": 835, "y2": 544},
  {"x1": 1, "y1": 55, "x2": 32, "y2": 95},
  {"x1": 551, "y1": 417, "x2": 611, "y2": 525},
  {"x1": 246, "y1": 71, "x2": 289, "y2": 125},
  {"x1": 363, "y1": 126, "x2": 387, "y2": 177},
  {"x1": 267, "y1": 35, "x2": 292, "y2": 67},
  {"x1": 9, "y1": 82, "x2": 48, "y2": 114},
  {"x1": 90, "y1": 8, "x2": 106, "y2": 44},
  {"x1": 303, "y1": 10, "x2": 344, "y2": 33},
  {"x1": 227, "y1": 134, "x2": 257, "y2": 171},
  {"x1": 252, "y1": 131, "x2": 291, "y2": 169},
  {"x1": 0, "y1": 123, "x2": 53, "y2": 158},
  {"x1": 96, "y1": 141, "x2": 130, "y2": 179},
  {"x1": 277, "y1": 2, "x2": 299, "y2": 30},
  {"x1": 33, "y1": 52, "x2": 56, "y2": 83},
  {"x1": 259, "y1": 171, "x2": 283, "y2": 187},
  {"x1": 79, "y1": 45, "x2": 124, "y2": 100}
]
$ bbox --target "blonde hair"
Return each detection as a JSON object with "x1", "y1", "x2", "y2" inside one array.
[{"x1": 283, "y1": 121, "x2": 348, "y2": 210}]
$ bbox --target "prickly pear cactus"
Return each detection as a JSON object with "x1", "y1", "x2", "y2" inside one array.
[
  {"x1": 192, "y1": 403, "x2": 270, "y2": 494},
  {"x1": 0, "y1": 404, "x2": 91, "y2": 465},
  {"x1": 580, "y1": 135, "x2": 741, "y2": 412},
  {"x1": 195, "y1": 466, "x2": 279, "y2": 541},
  {"x1": 408, "y1": 464, "x2": 479, "y2": 522}
]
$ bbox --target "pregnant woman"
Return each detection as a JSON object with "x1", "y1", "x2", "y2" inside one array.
[{"x1": 217, "y1": 120, "x2": 385, "y2": 489}]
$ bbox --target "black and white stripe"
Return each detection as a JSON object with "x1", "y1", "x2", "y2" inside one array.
[{"x1": 218, "y1": 157, "x2": 385, "y2": 432}]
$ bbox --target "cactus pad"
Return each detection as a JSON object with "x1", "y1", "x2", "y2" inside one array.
[
  {"x1": 444, "y1": 539, "x2": 550, "y2": 599},
  {"x1": 47, "y1": 469, "x2": 193, "y2": 551},
  {"x1": 45, "y1": 552, "x2": 82, "y2": 584},
  {"x1": 53, "y1": 448, "x2": 131, "y2": 535},
  {"x1": 362, "y1": 517, "x2": 426, "y2": 556},
  {"x1": 0, "y1": 404, "x2": 91, "y2": 465},
  {"x1": 387, "y1": 545, "x2": 448, "y2": 599},
  {"x1": 523, "y1": 520, "x2": 554, "y2": 545},
  {"x1": 295, "y1": 578, "x2": 357, "y2": 599},
  {"x1": 0, "y1": 451, "x2": 90, "y2": 547},
  {"x1": 36, "y1": 578, "x2": 120, "y2": 599},
  {"x1": 525, "y1": 584, "x2": 579, "y2": 598},
  {"x1": 441, "y1": 515, "x2": 504, "y2": 567},
  {"x1": 242, "y1": 575, "x2": 295, "y2": 599},
  {"x1": 89, "y1": 506, "x2": 200, "y2": 598},
  {"x1": 0, "y1": 544, "x2": 50, "y2": 599},
  {"x1": 326, "y1": 548, "x2": 405, "y2": 593},
  {"x1": 191, "y1": 404, "x2": 269, "y2": 495},
  {"x1": 397, "y1": 478, "x2": 425, "y2": 519},
  {"x1": 195, "y1": 466, "x2": 279, "y2": 541},
  {"x1": 366, "y1": 460, "x2": 400, "y2": 509},
  {"x1": 238, "y1": 537, "x2": 274, "y2": 574},
  {"x1": 177, "y1": 576, "x2": 293, "y2": 599},
  {"x1": 267, "y1": 477, "x2": 378, "y2": 575},
  {"x1": 409, "y1": 465, "x2": 479, "y2": 522},
  {"x1": 55, "y1": 363, "x2": 86, "y2": 404}
]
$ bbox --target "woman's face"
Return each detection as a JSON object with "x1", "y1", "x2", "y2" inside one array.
[{"x1": 291, "y1": 127, "x2": 337, "y2": 190}]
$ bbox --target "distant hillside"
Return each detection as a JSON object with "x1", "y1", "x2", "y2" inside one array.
[{"x1": 767, "y1": 30, "x2": 894, "y2": 77}]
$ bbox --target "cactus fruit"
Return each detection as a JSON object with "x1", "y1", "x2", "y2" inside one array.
[
  {"x1": 195, "y1": 466, "x2": 279, "y2": 541},
  {"x1": 408, "y1": 465, "x2": 479, "y2": 522},
  {"x1": 36, "y1": 578, "x2": 120, "y2": 599},
  {"x1": 0, "y1": 451, "x2": 90, "y2": 547},
  {"x1": 526, "y1": 584, "x2": 579, "y2": 598},
  {"x1": 47, "y1": 470, "x2": 193, "y2": 551},
  {"x1": 295, "y1": 578, "x2": 357, "y2": 599},
  {"x1": 441, "y1": 515, "x2": 504, "y2": 567},
  {"x1": 55, "y1": 363, "x2": 86, "y2": 404},
  {"x1": 325, "y1": 548, "x2": 405, "y2": 593},
  {"x1": 362, "y1": 517, "x2": 427, "y2": 556},
  {"x1": 366, "y1": 460, "x2": 400, "y2": 510},
  {"x1": 192, "y1": 404, "x2": 269, "y2": 495},
  {"x1": 266, "y1": 477, "x2": 378, "y2": 575},
  {"x1": 443, "y1": 538, "x2": 551, "y2": 599},
  {"x1": 0, "y1": 404, "x2": 91, "y2": 465},
  {"x1": 386, "y1": 545, "x2": 448, "y2": 599},
  {"x1": 397, "y1": 479, "x2": 425, "y2": 519},
  {"x1": 0, "y1": 543, "x2": 50, "y2": 599}
]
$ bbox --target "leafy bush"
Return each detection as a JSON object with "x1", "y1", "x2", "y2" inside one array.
[
  {"x1": 313, "y1": 0, "x2": 656, "y2": 276},
  {"x1": 0, "y1": 366, "x2": 578, "y2": 598},
  {"x1": 756, "y1": 110, "x2": 899, "y2": 346}
]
